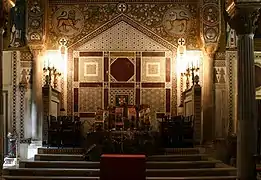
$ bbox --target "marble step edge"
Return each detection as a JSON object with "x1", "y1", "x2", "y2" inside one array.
[
  {"x1": 164, "y1": 148, "x2": 202, "y2": 152},
  {"x1": 2, "y1": 176, "x2": 98, "y2": 179},
  {"x1": 34, "y1": 154, "x2": 207, "y2": 157},
  {"x1": 149, "y1": 154, "x2": 207, "y2": 157},
  {"x1": 35, "y1": 154, "x2": 84, "y2": 157},
  {"x1": 147, "y1": 176, "x2": 237, "y2": 180},
  {"x1": 3, "y1": 167, "x2": 236, "y2": 172},
  {"x1": 38, "y1": 148, "x2": 84, "y2": 150},
  {"x1": 2, "y1": 176, "x2": 238, "y2": 180},
  {"x1": 20, "y1": 160, "x2": 221, "y2": 165}
]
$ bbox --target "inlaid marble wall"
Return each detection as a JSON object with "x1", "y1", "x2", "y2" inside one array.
[
  {"x1": 67, "y1": 21, "x2": 175, "y2": 129},
  {"x1": 4, "y1": 51, "x2": 34, "y2": 144},
  {"x1": 226, "y1": 51, "x2": 261, "y2": 134}
]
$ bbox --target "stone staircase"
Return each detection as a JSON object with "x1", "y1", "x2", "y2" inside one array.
[{"x1": 2, "y1": 147, "x2": 237, "y2": 180}]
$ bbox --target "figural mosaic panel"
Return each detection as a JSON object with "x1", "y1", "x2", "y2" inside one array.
[{"x1": 47, "y1": 2, "x2": 198, "y2": 49}]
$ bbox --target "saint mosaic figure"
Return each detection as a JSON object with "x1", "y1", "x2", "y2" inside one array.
[{"x1": 9, "y1": 0, "x2": 26, "y2": 47}]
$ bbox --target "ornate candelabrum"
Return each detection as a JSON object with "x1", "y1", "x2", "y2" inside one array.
[
  {"x1": 43, "y1": 50, "x2": 64, "y2": 89},
  {"x1": 43, "y1": 66, "x2": 61, "y2": 89},
  {"x1": 182, "y1": 61, "x2": 200, "y2": 89},
  {"x1": 189, "y1": 63, "x2": 200, "y2": 86}
]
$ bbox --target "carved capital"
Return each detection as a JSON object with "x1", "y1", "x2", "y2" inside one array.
[
  {"x1": 29, "y1": 45, "x2": 45, "y2": 58},
  {"x1": 203, "y1": 44, "x2": 218, "y2": 58},
  {"x1": 229, "y1": 8, "x2": 260, "y2": 35}
]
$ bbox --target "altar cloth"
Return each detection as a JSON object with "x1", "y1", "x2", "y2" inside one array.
[{"x1": 100, "y1": 154, "x2": 146, "y2": 180}]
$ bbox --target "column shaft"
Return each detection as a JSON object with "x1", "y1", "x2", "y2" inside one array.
[
  {"x1": 202, "y1": 52, "x2": 215, "y2": 143},
  {"x1": 31, "y1": 50, "x2": 43, "y2": 141},
  {"x1": 0, "y1": 27, "x2": 4, "y2": 171},
  {"x1": 237, "y1": 34, "x2": 257, "y2": 180}
]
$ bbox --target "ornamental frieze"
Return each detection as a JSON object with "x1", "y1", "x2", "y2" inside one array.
[{"x1": 46, "y1": 3, "x2": 199, "y2": 49}]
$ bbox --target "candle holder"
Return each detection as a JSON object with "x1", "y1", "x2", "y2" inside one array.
[
  {"x1": 181, "y1": 68, "x2": 191, "y2": 90},
  {"x1": 43, "y1": 66, "x2": 61, "y2": 88},
  {"x1": 190, "y1": 65, "x2": 200, "y2": 86}
]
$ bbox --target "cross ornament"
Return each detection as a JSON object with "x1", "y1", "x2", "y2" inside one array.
[
  {"x1": 59, "y1": 38, "x2": 67, "y2": 46},
  {"x1": 178, "y1": 38, "x2": 186, "y2": 46},
  {"x1": 117, "y1": 3, "x2": 127, "y2": 13}
]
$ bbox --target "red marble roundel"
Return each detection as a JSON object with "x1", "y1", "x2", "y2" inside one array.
[{"x1": 110, "y1": 58, "x2": 134, "y2": 81}]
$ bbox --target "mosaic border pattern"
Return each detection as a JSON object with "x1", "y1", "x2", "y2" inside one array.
[
  {"x1": 12, "y1": 51, "x2": 18, "y2": 134},
  {"x1": 19, "y1": 87, "x2": 25, "y2": 139},
  {"x1": 226, "y1": 51, "x2": 236, "y2": 134}
]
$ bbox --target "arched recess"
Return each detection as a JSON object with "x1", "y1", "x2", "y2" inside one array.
[{"x1": 64, "y1": 14, "x2": 178, "y2": 128}]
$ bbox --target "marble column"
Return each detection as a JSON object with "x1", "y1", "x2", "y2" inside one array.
[
  {"x1": 202, "y1": 45, "x2": 216, "y2": 143},
  {"x1": 30, "y1": 48, "x2": 43, "y2": 142},
  {"x1": 230, "y1": 8, "x2": 260, "y2": 180},
  {"x1": 0, "y1": 27, "x2": 4, "y2": 171}
]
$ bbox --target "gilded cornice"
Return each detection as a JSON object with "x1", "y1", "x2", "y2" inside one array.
[{"x1": 49, "y1": 0, "x2": 200, "y2": 4}]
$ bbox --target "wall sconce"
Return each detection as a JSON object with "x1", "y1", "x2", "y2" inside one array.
[{"x1": 43, "y1": 50, "x2": 64, "y2": 89}]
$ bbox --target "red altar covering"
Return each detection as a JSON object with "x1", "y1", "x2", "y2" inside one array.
[{"x1": 100, "y1": 154, "x2": 146, "y2": 180}]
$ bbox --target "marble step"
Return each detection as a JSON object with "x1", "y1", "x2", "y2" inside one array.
[
  {"x1": 2, "y1": 168, "x2": 100, "y2": 177},
  {"x1": 147, "y1": 177, "x2": 237, "y2": 180},
  {"x1": 35, "y1": 154, "x2": 85, "y2": 161},
  {"x1": 164, "y1": 148, "x2": 201, "y2": 155},
  {"x1": 3, "y1": 167, "x2": 236, "y2": 177},
  {"x1": 147, "y1": 154, "x2": 206, "y2": 161},
  {"x1": 2, "y1": 176, "x2": 99, "y2": 180},
  {"x1": 2, "y1": 176, "x2": 237, "y2": 180},
  {"x1": 146, "y1": 168, "x2": 237, "y2": 177},
  {"x1": 146, "y1": 161, "x2": 219, "y2": 169},
  {"x1": 20, "y1": 160, "x2": 219, "y2": 169},
  {"x1": 38, "y1": 148, "x2": 84, "y2": 155},
  {"x1": 19, "y1": 161, "x2": 100, "y2": 169},
  {"x1": 34, "y1": 154, "x2": 206, "y2": 162},
  {"x1": 37, "y1": 147, "x2": 201, "y2": 155}
]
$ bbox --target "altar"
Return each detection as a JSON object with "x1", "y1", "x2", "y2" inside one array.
[
  {"x1": 93, "y1": 104, "x2": 151, "y2": 132},
  {"x1": 83, "y1": 130, "x2": 160, "y2": 161}
]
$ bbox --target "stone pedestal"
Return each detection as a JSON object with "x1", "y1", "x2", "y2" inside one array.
[
  {"x1": 27, "y1": 140, "x2": 42, "y2": 159},
  {"x1": 228, "y1": 7, "x2": 260, "y2": 179}
]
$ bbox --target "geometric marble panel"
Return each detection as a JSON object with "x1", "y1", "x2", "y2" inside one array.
[
  {"x1": 141, "y1": 88, "x2": 166, "y2": 129},
  {"x1": 79, "y1": 57, "x2": 103, "y2": 82},
  {"x1": 109, "y1": 88, "x2": 134, "y2": 106},
  {"x1": 110, "y1": 58, "x2": 134, "y2": 81},
  {"x1": 78, "y1": 21, "x2": 169, "y2": 52},
  {"x1": 141, "y1": 57, "x2": 165, "y2": 82},
  {"x1": 79, "y1": 87, "x2": 102, "y2": 112},
  {"x1": 141, "y1": 88, "x2": 166, "y2": 112}
]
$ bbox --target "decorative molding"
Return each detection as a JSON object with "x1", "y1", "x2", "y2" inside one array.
[
  {"x1": 200, "y1": 0, "x2": 221, "y2": 45},
  {"x1": 49, "y1": 0, "x2": 201, "y2": 3},
  {"x1": 226, "y1": 51, "x2": 237, "y2": 134},
  {"x1": 12, "y1": 51, "x2": 18, "y2": 134},
  {"x1": 27, "y1": 0, "x2": 45, "y2": 44},
  {"x1": 19, "y1": 86, "x2": 26, "y2": 139}
]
